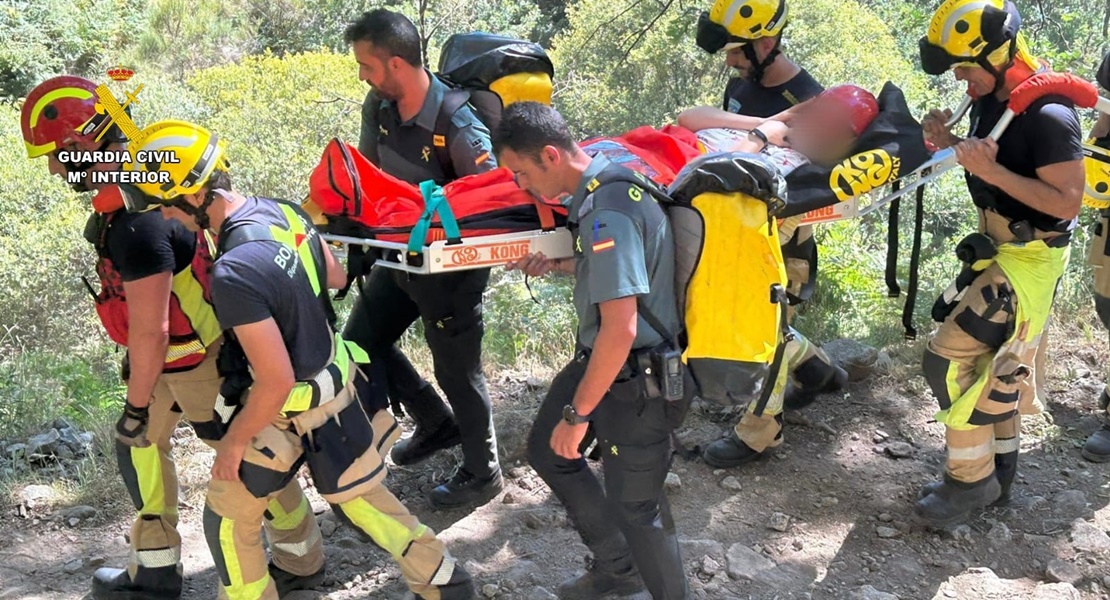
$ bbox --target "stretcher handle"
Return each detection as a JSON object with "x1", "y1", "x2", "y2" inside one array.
[{"x1": 944, "y1": 96, "x2": 974, "y2": 129}]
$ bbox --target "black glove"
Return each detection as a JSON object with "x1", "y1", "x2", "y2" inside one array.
[{"x1": 115, "y1": 403, "x2": 151, "y2": 448}]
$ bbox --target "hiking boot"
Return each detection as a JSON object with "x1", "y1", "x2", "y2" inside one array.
[
  {"x1": 391, "y1": 418, "x2": 463, "y2": 466},
  {"x1": 557, "y1": 558, "x2": 645, "y2": 600},
  {"x1": 404, "y1": 563, "x2": 475, "y2": 600},
  {"x1": 702, "y1": 433, "x2": 764, "y2": 469},
  {"x1": 784, "y1": 363, "x2": 848, "y2": 410},
  {"x1": 914, "y1": 474, "x2": 1001, "y2": 527},
  {"x1": 429, "y1": 468, "x2": 503, "y2": 510},
  {"x1": 1082, "y1": 423, "x2": 1110, "y2": 463},
  {"x1": 91, "y1": 566, "x2": 182, "y2": 600},
  {"x1": 919, "y1": 469, "x2": 1014, "y2": 508},
  {"x1": 268, "y1": 561, "x2": 325, "y2": 595}
]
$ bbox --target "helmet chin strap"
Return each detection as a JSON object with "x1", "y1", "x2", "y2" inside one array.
[
  {"x1": 173, "y1": 188, "x2": 221, "y2": 231},
  {"x1": 978, "y1": 37, "x2": 1018, "y2": 95},
  {"x1": 743, "y1": 40, "x2": 782, "y2": 83}
]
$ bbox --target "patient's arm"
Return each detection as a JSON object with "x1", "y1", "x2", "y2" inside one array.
[{"x1": 677, "y1": 106, "x2": 765, "y2": 132}]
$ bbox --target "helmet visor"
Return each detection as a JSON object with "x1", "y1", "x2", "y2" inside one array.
[
  {"x1": 697, "y1": 12, "x2": 746, "y2": 54},
  {"x1": 919, "y1": 37, "x2": 963, "y2": 76}
]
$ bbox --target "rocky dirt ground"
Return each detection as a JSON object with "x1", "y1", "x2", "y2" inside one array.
[{"x1": 2, "y1": 328, "x2": 1110, "y2": 600}]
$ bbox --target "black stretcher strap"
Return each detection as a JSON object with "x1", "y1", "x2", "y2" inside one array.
[
  {"x1": 902, "y1": 185, "x2": 926, "y2": 340},
  {"x1": 885, "y1": 181, "x2": 902, "y2": 298}
]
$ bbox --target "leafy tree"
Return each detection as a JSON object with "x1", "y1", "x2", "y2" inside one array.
[
  {"x1": 185, "y1": 50, "x2": 366, "y2": 200},
  {"x1": 0, "y1": 0, "x2": 145, "y2": 99}
]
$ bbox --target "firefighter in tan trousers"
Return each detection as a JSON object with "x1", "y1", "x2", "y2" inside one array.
[
  {"x1": 21, "y1": 77, "x2": 323, "y2": 599},
  {"x1": 122, "y1": 119, "x2": 475, "y2": 600},
  {"x1": 1081, "y1": 51, "x2": 1110, "y2": 462},
  {"x1": 915, "y1": 0, "x2": 1085, "y2": 525}
]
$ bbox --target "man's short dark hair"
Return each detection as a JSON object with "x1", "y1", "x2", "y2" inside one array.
[
  {"x1": 492, "y1": 102, "x2": 577, "y2": 161},
  {"x1": 344, "y1": 9, "x2": 422, "y2": 67}
]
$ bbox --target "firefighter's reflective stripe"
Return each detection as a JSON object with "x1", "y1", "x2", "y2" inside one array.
[
  {"x1": 272, "y1": 528, "x2": 322, "y2": 558},
  {"x1": 165, "y1": 338, "x2": 206, "y2": 362},
  {"x1": 430, "y1": 556, "x2": 458, "y2": 586},
  {"x1": 339, "y1": 496, "x2": 427, "y2": 555},
  {"x1": 220, "y1": 516, "x2": 271, "y2": 600},
  {"x1": 134, "y1": 546, "x2": 181, "y2": 569},
  {"x1": 267, "y1": 204, "x2": 322, "y2": 297},
  {"x1": 131, "y1": 445, "x2": 166, "y2": 515},
  {"x1": 994, "y1": 435, "x2": 1020, "y2": 454},
  {"x1": 281, "y1": 335, "x2": 369, "y2": 417},
  {"x1": 266, "y1": 493, "x2": 309, "y2": 530}
]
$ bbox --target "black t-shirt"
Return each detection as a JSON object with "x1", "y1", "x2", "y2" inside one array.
[
  {"x1": 966, "y1": 94, "x2": 1083, "y2": 230},
  {"x1": 722, "y1": 69, "x2": 824, "y2": 118},
  {"x1": 210, "y1": 197, "x2": 333, "y2": 380},
  {"x1": 104, "y1": 209, "x2": 195, "y2": 282}
]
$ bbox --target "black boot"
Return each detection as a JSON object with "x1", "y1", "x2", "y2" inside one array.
[
  {"x1": 391, "y1": 385, "x2": 462, "y2": 466},
  {"x1": 91, "y1": 566, "x2": 182, "y2": 600},
  {"x1": 1082, "y1": 423, "x2": 1110, "y2": 463},
  {"x1": 558, "y1": 553, "x2": 644, "y2": 600},
  {"x1": 914, "y1": 474, "x2": 1002, "y2": 527},
  {"x1": 784, "y1": 361, "x2": 848, "y2": 410},
  {"x1": 268, "y1": 561, "x2": 325, "y2": 595},
  {"x1": 425, "y1": 562, "x2": 476, "y2": 600},
  {"x1": 992, "y1": 451, "x2": 1018, "y2": 506},
  {"x1": 702, "y1": 432, "x2": 764, "y2": 469},
  {"x1": 429, "y1": 467, "x2": 503, "y2": 510}
]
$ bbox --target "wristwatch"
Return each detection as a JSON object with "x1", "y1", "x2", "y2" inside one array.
[{"x1": 563, "y1": 404, "x2": 591, "y2": 425}]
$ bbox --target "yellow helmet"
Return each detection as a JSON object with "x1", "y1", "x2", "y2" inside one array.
[
  {"x1": 1084, "y1": 140, "x2": 1110, "y2": 210},
  {"x1": 124, "y1": 119, "x2": 229, "y2": 201},
  {"x1": 708, "y1": 0, "x2": 787, "y2": 42},
  {"x1": 919, "y1": 0, "x2": 1021, "y2": 76}
]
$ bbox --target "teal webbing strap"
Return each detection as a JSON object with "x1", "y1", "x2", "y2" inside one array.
[{"x1": 408, "y1": 180, "x2": 462, "y2": 253}]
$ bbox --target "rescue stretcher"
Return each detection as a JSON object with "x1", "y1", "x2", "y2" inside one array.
[{"x1": 313, "y1": 73, "x2": 1109, "y2": 275}]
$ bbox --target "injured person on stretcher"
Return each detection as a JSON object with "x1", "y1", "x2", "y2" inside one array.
[{"x1": 678, "y1": 84, "x2": 881, "y2": 175}]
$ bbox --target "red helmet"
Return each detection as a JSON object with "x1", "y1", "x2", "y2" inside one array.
[
  {"x1": 817, "y1": 85, "x2": 880, "y2": 136},
  {"x1": 20, "y1": 75, "x2": 119, "y2": 159}
]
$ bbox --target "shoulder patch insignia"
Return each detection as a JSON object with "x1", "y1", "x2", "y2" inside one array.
[
  {"x1": 628, "y1": 186, "x2": 642, "y2": 202},
  {"x1": 586, "y1": 178, "x2": 600, "y2": 193},
  {"x1": 433, "y1": 134, "x2": 446, "y2": 147}
]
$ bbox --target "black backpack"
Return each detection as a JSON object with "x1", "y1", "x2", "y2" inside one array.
[{"x1": 432, "y1": 32, "x2": 554, "y2": 179}]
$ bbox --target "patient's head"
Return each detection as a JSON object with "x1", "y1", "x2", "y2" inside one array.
[{"x1": 789, "y1": 85, "x2": 879, "y2": 167}]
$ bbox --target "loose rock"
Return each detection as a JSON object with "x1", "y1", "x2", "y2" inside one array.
[
  {"x1": 482, "y1": 583, "x2": 499, "y2": 598},
  {"x1": 987, "y1": 522, "x2": 1013, "y2": 545},
  {"x1": 27, "y1": 429, "x2": 61, "y2": 455},
  {"x1": 721, "y1": 476, "x2": 742, "y2": 492},
  {"x1": 319, "y1": 519, "x2": 338, "y2": 538},
  {"x1": 884, "y1": 443, "x2": 914, "y2": 459},
  {"x1": 726, "y1": 543, "x2": 775, "y2": 581},
  {"x1": 768, "y1": 512, "x2": 790, "y2": 532},
  {"x1": 1069, "y1": 519, "x2": 1110, "y2": 553},
  {"x1": 665, "y1": 472, "x2": 682, "y2": 492},
  {"x1": 19, "y1": 484, "x2": 53, "y2": 508},
  {"x1": 1045, "y1": 559, "x2": 1082, "y2": 585},
  {"x1": 63, "y1": 505, "x2": 97, "y2": 520},
  {"x1": 527, "y1": 587, "x2": 557, "y2": 600},
  {"x1": 876, "y1": 527, "x2": 899, "y2": 539},
  {"x1": 851, "y1": 585, "x2": 900, "y2": 600},
  {"x1": 701, "y1": 555, "x2": 722, "y2": 576},
  {"x1": 822, "y1": 339, "x2": 879, "y2": 381}
]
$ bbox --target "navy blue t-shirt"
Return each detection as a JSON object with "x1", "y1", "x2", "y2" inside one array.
[
  {"x1": 966, "y1": 94, "x2": 1083, "y2": 230},
  {"x1": 105, "y1": 209, "x2": 195, "y2": 282},
  {"x1": 210, "y1": 197, "x2": 333, "y2": 380},
  {"x1": 722, "y1": 69, "x2": 823, "y2": 118}
]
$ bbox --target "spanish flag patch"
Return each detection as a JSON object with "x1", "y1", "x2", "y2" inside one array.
[{"x1": 592, "y1": 238, "x2": 615, "y2": 252}]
